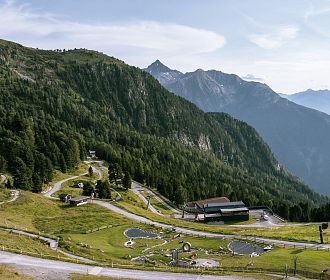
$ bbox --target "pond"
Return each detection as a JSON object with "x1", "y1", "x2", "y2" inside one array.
[
  {"x1": 228, "y1": 240, "x2": 265, "y2": 256},
  {"x1": 124, "y1": 228, "x2": 159, "y2": 239}
]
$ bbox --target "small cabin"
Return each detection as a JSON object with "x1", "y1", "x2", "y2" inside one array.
[
  {"x1": 59, "y1": 193, "x2": 72, "y2": 203},
  {"x1": 88, "y1": 150, "x2": 96, "y2": 158},
  {"x1": 69, "y1": 196, "x2": 89, "y2": 206}
]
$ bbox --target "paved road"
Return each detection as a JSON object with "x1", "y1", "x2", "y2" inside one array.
[
  {"x1": 43, "y1": 174, "x2": 86, "y2": 199},
  {"x1": 131, "y1": 181, "x2": 161, "y2": 215},
  {"x1": 84, "y1": 161, "x2": 103, "y2": 181},
  {"x1": 133, "y1": 181, "x2": 181, "y2": 214},
  {"x1": 0, "y1": 251, "x2": 258, "y2": 280},
  {"x1": 43, "y1": 172, "x2": 88, "y2": 199},
  {"x1": 43, "y1": 161, "x2": 102, "y2": 199}
]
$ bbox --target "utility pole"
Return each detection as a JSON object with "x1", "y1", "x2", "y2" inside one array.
[
  {"x1": 293, "y1": 256, "x2": 298, "y2": 276},
  {"x1": 319, "y1": 223, "x2": 328, "y2": 244},
  {"x1": 320, "y1": 225, "x2": 324, "y2": 244},
  {"x1": 146, "y1": 195, "x2": 151, "y2": 210}
]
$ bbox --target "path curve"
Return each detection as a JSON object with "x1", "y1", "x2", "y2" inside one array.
[
  {"x1": 43, "y1": 174, "x2": 86, "y2": 199},
  {"x1": 84, "y1": 161, "x2": 103, "y2": 181},
  {"x1": 0, "y1": 190, "x2": 20, "y2": 205}
]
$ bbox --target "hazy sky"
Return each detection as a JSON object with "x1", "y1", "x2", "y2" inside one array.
[{"x1": 1, "y1": 0, "x2": 330, "y2": 93}]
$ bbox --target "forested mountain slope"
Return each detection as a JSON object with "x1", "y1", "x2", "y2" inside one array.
[
  {"x1": 145, "y1": 61, "x2": 330, "y2": 197},
  {"x1": 0, "y1": 39, "x2": 326, "y2": 220}
]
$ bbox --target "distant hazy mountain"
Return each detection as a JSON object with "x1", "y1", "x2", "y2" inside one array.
[
  {"x1": 145, "y1": 61, "x2": 330, "y2": 197},
  {"x1": 281, "y1": 89, "x2": 330, "y2": 115}
]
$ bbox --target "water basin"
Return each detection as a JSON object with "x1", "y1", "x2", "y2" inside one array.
[
  {"x1": 228, "y1": 240, "x2": 265, "y2": 256},
  {"x1": 124, "y1": 228, "x2": 159, "y2": 239}
]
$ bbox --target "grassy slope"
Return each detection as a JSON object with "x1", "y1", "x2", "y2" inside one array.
[
  {"x1": 0, "y1": 188, "x2": 11, "y2": 203},
  {"x1": 0, "y1": 230, "x2": 59, "y2": 258},
  {"x1": 0, "y1": 265, "x2": 32, "y2": 280}
]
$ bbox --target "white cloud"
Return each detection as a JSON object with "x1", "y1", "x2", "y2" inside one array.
[
  {"x1": 253, "y1": 51, "x2": 330, "y2": 93},
  {"x1": 304, "y1": 3, "x2": 330, "y2": 38},
  {"x1": 240, "y1": 74, "x2": 264, "y2": 82},
  {"x1": 248, "y1": 25, "x2": 299, "y2": 49},
  {"x1": 0, "y1": 0, "x2": 226, "y2": 59}
]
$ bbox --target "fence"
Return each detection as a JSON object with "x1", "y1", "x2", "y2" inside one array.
[{"x1": 1, "y1": 241, "x2": 330, "y2": 279}]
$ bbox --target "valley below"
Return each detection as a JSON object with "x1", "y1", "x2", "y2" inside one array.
[{"x1": 0, "y1": 161, "x2": 329, "y2": 280}]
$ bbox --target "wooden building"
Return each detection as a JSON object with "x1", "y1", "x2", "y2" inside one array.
[
  {"x1": 184, "y1": 197, "x2": 249, "y2": 221},
  {"x1": 59, "y1": 193, "x2": 72, "y2": 203},
  {"x1": 69, "y1": 196, "x2": 89, "y2": 206}
]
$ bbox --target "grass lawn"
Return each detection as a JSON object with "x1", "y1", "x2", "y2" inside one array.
[
  {"x1": 0, "y1": 230, "x2": 60, "y2": 259},
  {"x1": 0, "y1": 188, "x2": 11, "y2": 203},
  {"x1": 54, "y1": 182, "x2": 83, "y2": 198},
  {"x1": 0, "y1": 192, "x2": 61, "y2": 230},
  {"x1": 34, "y1": 202, "x2": 137, "y2": 234},
  {"x1": 61, "y1": 224, "x2": 165, "y2": 263},
  {"x1": 0, "y1": 265, "x2": 32, "y2": 280},
  {"x1": 149, "y1": 196, "x2": 174, "y2": 215},
  {"x1": 149, "y1": 234, "x2": 330, "y2": 273}
]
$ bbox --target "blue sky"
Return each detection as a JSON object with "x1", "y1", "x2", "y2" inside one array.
[{"x1": 1, "y1": 0, "x2": 330, "y2": 93}]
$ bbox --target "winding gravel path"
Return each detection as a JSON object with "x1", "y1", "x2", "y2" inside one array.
[
  {"x1": 0, "y1": 190, "x2": 20, "y2": 205},
  {"x1": 132, "y1": 181, "x2": 180, "y2": 214},
  {"x1": 43, "y1": 174, "x2": 86, "y2": 199},
  {"x1": 131, "y1": 181, "x2": 161, "y2": 215}
]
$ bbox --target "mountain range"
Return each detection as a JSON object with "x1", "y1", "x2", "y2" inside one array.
[
  {"x1": 280, "y1": 89, "x2": 330, "y2": 115},
  {"x1": 145, "y1": 60, "x2": 330, "y2": 197},
  {"x1": 0, "y1": 39, "x2": 325, "y2": 220}
]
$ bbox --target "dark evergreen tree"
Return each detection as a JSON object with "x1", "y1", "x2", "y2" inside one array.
[
  {"x1": 88, "y1": 166, "x2": 93, "y2": 177},
  {"x1": 82, "y1": 181, "x2": 95, "y2": 196},
  {"x1": 123, "y1": 171, "x2": 132, "y2": 190},
  {"x1": 12, "y1": 157, "x2": 32, "y2": 190},
  {"x1": 95, "y1": 180, "x2": 111, "y2": 199},
  {"x1": 0, "y1": 155, "x2": 7, "y2": 173},
  {"x1": 32, "y1": 173, "x2": 43, "y2": 193}
]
